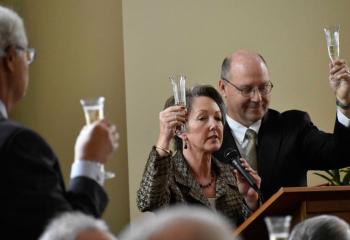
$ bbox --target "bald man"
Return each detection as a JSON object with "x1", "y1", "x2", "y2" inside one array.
[{"x1": 214, "y1": 49, "x2": 350, "y2": 201}]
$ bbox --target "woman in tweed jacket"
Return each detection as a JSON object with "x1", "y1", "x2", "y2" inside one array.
[{"x1": 137, "y1": 85, "x2": 260, "y2": 225}]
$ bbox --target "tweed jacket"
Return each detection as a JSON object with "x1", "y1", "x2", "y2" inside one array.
[{"x1": 137, "y1": 147, "x2": 252, "y2": 225}]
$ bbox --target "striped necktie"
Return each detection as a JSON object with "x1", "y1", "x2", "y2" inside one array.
[{"x1": 245, "y1": 129, "x2": 258, "y2": 171}]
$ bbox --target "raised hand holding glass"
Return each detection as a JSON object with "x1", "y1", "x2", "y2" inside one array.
[
  {"x1": 80, "y1": 96, "x2": 115, "y2": 179},
  {"x1": 170, "y1": 74, "x2": 187, "y2": 133}
]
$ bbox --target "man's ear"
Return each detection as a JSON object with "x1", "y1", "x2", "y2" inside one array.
[
  {"x1": 218, "y1": 80, "x2": 227, "y2": 97},
  {"x1": 3, "y1": 47, "x2": 17, "y2": 72}
]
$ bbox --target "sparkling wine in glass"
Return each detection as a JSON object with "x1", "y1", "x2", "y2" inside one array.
[
  {"x1": 324, "y1": 25, "x2": 340, "y2": 63},
  {"x1": 80, "y1": 96, "x2": 115, "y2": 179},
  {"x1": 170, "y1": 74, "x2": 186, "y2": 133}
]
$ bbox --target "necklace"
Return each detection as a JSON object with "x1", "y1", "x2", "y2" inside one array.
[{"x1": 199, "y1": 176, "x2": 215, "y2": 189}]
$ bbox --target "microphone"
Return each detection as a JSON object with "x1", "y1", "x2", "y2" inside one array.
[{"x1": 224, "y1": 148, "x2": 260, "y2": 194}]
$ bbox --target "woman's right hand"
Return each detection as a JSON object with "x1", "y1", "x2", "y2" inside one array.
[
  {"x1": 234, "y1": 158, "x2": 261, "y2": 210},
  {"x1": 156, "y1": 105, "x2": 187, "y2": 151}
]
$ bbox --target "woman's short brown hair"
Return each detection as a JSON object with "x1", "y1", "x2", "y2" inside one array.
[{"x1": 163, "y1": 84, "x2": 226, "y2": 151}]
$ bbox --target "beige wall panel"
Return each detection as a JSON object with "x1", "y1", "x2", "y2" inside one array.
[{"x1": 123, "y1": 0, "x2": 350, "y2": 219}]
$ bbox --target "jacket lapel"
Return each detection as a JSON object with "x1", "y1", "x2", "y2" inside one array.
[
  {"x1": 213, "y1": 159, "x2": 237, "y2": 199},
  {"x1": 172, "y1": 152, "x2": 209, "y2": 205},
  {"x1": 258, "y1": 109, "x2": 282, "y2": 185},
  {"x1": 0, "y1": 111, "x2": 5, "y2": 121},
  {"x1": 173, "y1": 152, "x2": 238, "y2": 206}
]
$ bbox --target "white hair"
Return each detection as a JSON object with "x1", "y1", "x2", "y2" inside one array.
[
  {"x1": 39, "y1": 212, "x2": 117, "y2": 240},
  {"x1": 289, "y1": 215, "x2": 350, "y2": 240},
  {"x1": 119, "y1": 205, "x2": 237, "y2": 240},
  {"x1": 0, "y1": 5, "x2": 28, "y2": 57}
]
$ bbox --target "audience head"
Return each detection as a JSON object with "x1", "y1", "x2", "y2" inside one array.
[
  {"x1": 219, "y1": 49, "x2": 272, "y2": 127},
  {"x1": 288, "y1": 215, "x2": 350, "y2": 240},
  {"x1": 0, "y1": 5, "x2": 28, "y2": 55},
  {"x1": 119, "y1": 205, "x2": 236, "y2": 240},
  {"x1": 39, "y1": 212, "x2": 117, "y2": 240},
  {"x1": 0, "y1": 5, "x2": 34, "y2": 111},
  {"x1": 164, "y1": 84, "x2": 226, "y2": 151}
]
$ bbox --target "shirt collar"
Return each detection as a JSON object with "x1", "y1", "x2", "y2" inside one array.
[
  {"x1": 0, "y1": 99, "x2": 8, "y2": 119},
  {"x1": 225, "y1": 114, "x2": 261, "y2": 144}
]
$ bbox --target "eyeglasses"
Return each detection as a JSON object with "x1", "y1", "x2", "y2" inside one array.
[
  {"x1": 222, "y1": 78, "x2": 273, "y2": 97},
  {"x1": 16, "y1": 46, "x2": 36, "y2": 65},
  {"x1": 0, "y1": 46, "x2": 36, "y2": 65}
]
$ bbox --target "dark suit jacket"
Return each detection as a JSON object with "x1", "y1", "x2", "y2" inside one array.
[
  {"x1": 0, "y1": 112, "x2": 108, "y2": 240},
  {"x1": 214, "y1": 109, "x2": 350, "y2": 201}
]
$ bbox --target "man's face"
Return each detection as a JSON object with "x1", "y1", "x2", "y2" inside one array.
[
  {"x1": 219, "y1": 58, "x2": 271, "y2": 127},
  {"x1": 9, "y1": 46, "x2": 30, "y2": 103}
]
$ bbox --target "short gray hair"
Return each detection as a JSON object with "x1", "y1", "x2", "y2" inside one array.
[
  {"x1": 119, "y1": 205, "x2": 237, "y2": 240},
  {"x1": 220, "y1": 53, "x2": 268, "y2": 82},
  {"x1": 39, "y1": 212, "x2": 117, "y2": 240},
  {"x1": 220, "y1": 56, "x2": 231, "y2": 81},
  {"x1": 289, "y1": 215, "x2": 350, "y2": 240},
  {"x1": 0, "y1": 5, "x2": 28, "y2": 57}
]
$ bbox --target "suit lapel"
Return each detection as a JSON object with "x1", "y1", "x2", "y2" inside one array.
[
  {"x1": 222, "y1": 123, "x2": 239, "y2": 152},
  {"x1": 214, "y1": 123, "x2": 241, "y2": 164},
  {"x1": 0, "y1": 111, "x2": 5, "y2": 121},
  {"x1": 217, "y1": 110, "x2": 282, "y2": 177},
  {"x1": 258, "y1": 109, "x2": 282, "y2": 182}
]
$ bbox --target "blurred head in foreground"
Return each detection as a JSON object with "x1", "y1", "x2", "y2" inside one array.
[
  {"x1": 288, "y1": 215, "x2": 350, "y2": 240},
  {"x1": 39, "y1": 212, "x2": 117, "y2": 240},
  {"x1": 119, "y1": 205, "x2": 237, "y2": 240}
]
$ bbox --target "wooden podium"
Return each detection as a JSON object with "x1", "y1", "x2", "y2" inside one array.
[{"x1": 235, "y1": 186, "x2": 350, "y2": 240}]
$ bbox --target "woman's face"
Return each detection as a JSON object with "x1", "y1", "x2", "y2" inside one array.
[{"x1": 184, "y1": 96, "x2": 223, "y2": 154}]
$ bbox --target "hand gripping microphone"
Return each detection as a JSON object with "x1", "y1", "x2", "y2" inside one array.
[{"x1": 224, "y1": 148, "x2": 261, "y2": 195}]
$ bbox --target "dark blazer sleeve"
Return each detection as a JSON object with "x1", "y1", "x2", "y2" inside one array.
[
  {"x1": 0, "y1": 122, "x2": 107, "y2": 239},
  {"x1": 288, "y1": 110, "x2": 350, "y2": 170}
]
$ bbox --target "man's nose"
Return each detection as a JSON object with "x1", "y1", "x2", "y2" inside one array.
[{"x1": 250, "y1": 88, "x2": 262, "y2": 101}]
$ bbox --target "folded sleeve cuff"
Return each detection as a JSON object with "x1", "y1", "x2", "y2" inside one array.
[
  {"x1": 337, "y1": 109, "x2": 350, "y2": 127},
  {"x1": 70, "y1": 160, "x2": 105, "y2": 186}
]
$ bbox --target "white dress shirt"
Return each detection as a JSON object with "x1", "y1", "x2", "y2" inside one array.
[
  {"x1": 71, "y1": 160, "x2": 106, "y2": 186},
  {"x1": 226, "y1": 109, "x2": 350, "y2": 159},
  {"x1": 337, "y1": 109, "x2": 350, "y2": 127},
  {"x1": 225, "y1": 115, "x2": 261, "y2": 159},
  {"x1": 0, "y1": 99, "x2": 8, "y2": 119}
]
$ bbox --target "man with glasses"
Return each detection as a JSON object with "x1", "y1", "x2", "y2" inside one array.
[
  {"x1": 0, "y1": 5, "x2": 118, "y2": 239},
  {"x1": 214, "y1": 49, "x2": 350, "y2": 201}
]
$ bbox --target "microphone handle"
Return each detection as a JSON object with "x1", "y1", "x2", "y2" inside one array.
[{"x1": 231, "y1": 158, "x2": 259, "y2": 192}]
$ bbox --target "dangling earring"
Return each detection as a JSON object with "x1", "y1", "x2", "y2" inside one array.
[{"x1": 184, "y1": 139, "x2": 188, "y2": 149}]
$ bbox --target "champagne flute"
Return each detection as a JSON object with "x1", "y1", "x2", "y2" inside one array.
[
  {"x1": 170, "y1": 74, "x2": 187, "y2": 133},
  {"x1": 264, "y1": 215, "x2": 292, "y2": 240},
  {"x1": 324, "y1": 25, "x2": 340, "y2": 63},
  {"x1": 80, "y1": 96, "x2": 115, "y2": 179}
]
